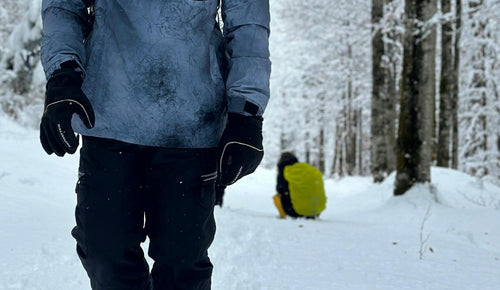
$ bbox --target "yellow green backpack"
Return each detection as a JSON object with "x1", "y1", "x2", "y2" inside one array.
[{"x1": 284, "y1": 163, "x2": 326, "y2": 216}]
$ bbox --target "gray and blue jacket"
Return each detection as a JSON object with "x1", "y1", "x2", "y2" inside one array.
[{"x1": 41, "y1": 0, "x2": 270, "y2": 148}]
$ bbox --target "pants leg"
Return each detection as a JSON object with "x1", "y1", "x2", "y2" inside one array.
[
  {"x1": 145, "y1": 148, "x2": 217, "y2": 290},
  {"x1": 72, "y1": 136, "x2": 151, "y2": 290}
]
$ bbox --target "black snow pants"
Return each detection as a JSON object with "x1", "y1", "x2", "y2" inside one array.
[{"x1": 72, "y1": 136, "x2": 217, "y2": 290}]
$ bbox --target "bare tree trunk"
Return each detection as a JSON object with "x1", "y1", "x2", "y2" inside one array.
[
  {"x1": 358, "y1": 107, "x2": 364, "y2": 175},
  {"x1": 332, "y1": 123, "x2": 340, "y2": 176},
  {"x1": 371, "y1": 0, "x2": 398, "y2": 182},
  {"x1": 338, "y1": 124, "x2": 345, "y2": 177},
  {"x1": 451, "y1": 0, "x2": 461, "y2": 169},
  {"x1": 346, "y1": 74, "x2": 356, "y2": 176},
  {"x1": 395, "y1": 0, "x2": 437, "y2": 195},
  {"x1": 347, "y1": 107, "x2": 357, "y2": 175},
  {"x1": 384, "y1": 0, "x2": 399, "y2": 176},
  {"x1": 384, "y1": 64, "x2": 397, "y2": 175},
  {"x1": 437, "y1": 0, "x2": 454, "y2": 167},
  {"x1": 318, "y1": 128, "x2": 325, "y2": 173},
  {"x1": 370, "y1": 0, "x2": 389, "y2": 182},
  {"x1": 318, "y1": 93, "x2": 326, "y2": 174}
]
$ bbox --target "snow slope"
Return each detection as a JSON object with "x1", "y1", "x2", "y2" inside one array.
[{"x1": 1, "y1": 117, "x2": 499, "y2": 290}]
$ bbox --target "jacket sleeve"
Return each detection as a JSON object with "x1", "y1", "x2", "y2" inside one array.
[
  {"x1": 40, "y1": 0, "x2": 89, "y2": 80},
  {"x1": 221, "y1": 0, "x2": 271, "y2": 116}
]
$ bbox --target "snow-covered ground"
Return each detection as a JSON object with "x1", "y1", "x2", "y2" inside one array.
[{"x1": 1, "y1": 116, "x2": 499, "y2": 290}]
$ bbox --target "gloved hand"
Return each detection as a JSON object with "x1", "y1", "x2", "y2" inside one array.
[
  {"x1": 217, "y1": 113, "x2": 264, "y2": 186},
  {"x1": 40, "y1": 65, "x2": 95, "y2": 156}
]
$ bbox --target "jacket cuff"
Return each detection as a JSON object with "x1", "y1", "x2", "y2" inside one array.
[
  {"x1": 44, "y1": 55, "x2": 85, "y2": 80},
  {"x1": 227, "y1": 97, "x2": 262, "y2": 116}
]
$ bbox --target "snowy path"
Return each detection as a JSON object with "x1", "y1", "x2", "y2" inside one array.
[
  {"x1": 218, "y1": 171, "x2": 500, "y2": 290},
  {"x1": 1, "y1": 118, "x2": 499, "y2": 289}
]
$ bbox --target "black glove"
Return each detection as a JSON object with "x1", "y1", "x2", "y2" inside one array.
[
  {"x1": 40, "y1": 65, "x2": 95, "y2": 156},
  {"x1": 217, "y1": 113, "x2": 264, "y2": 186}
]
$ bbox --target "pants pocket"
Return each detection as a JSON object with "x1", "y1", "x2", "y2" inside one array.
[
  {"x1": 73, "y1": 160, "x2": 90, "y2": 261},
  {"x1": 199, "y1": 171, "x2": 217, "y2": 209}
]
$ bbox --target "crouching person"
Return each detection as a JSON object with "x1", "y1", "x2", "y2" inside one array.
[{"x1": 273, "y1": 152, "x2": 327, "y2": 219}]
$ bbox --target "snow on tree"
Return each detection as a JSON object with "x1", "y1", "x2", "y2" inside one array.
[
  {"x1": 459, "y1": 0, "x2": 500, "y2": 184},
  {"x1": 265, "y1": 0, "x2": 371, "y2": 176},
  {"x1": 370, "y1": 0, "x2": 405, "y2": 183},
  {"x1": 0, "y1": 0, "x2": 44, "y2": 127}
]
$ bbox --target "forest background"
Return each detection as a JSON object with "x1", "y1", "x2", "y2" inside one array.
[{"x1": 0, "y1": 0, "x2": 499, "y2": 195}]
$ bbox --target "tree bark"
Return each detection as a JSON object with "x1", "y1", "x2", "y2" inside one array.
[
  {"x1": 318, "y1": 128, "x2": 325, "y2": 173},
  {"x1": 451, "y1": 0, "x2": 461, "y2": 169},
  {"x1": 347, "y1": 105, "x2": 357, "y2": 175},
  {"x1": 384, "y1": 0, "x2": 399, "y2": 176},
  {"x1": 370, "y1": 0, "x2": 389, "y2": 182},
  {"x1": 345, "y1": 50, "x2": 356, "y2": 176},
  {"x1": 437, "y1": 0, "x2": 454, "y2": 167},
  {"x1": 332, "y1": 124, "x2": 338, "y2": 175},
  {"x1": 358, "y1": 107, "x2": 364, "y2": 174},
  {"x1": 394, "y1": 0, "x2": 437, "y2": 195}
]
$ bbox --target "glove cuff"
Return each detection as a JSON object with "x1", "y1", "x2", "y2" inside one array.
[
  {"x1": 227, "y1": 113, "x2": 263, "y2": 130},
  {"x1": 47, "y1": 61, "x2": 83, "y2": 89}
]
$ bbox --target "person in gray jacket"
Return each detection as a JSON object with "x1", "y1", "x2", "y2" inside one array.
[{"x1": 39, "y1": 0, "x2": 270, "y2": 289}]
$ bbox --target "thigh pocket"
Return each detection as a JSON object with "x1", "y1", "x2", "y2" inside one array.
[
  {"x1": 74, "y1": 144, "x2": 97, "y2": 210},
  {"x1": 199, "y1": 171, "x2": 217, "y2": 209},
  {"x1": 75, "y1": 154, "x2": 92, "y2": 203}
]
